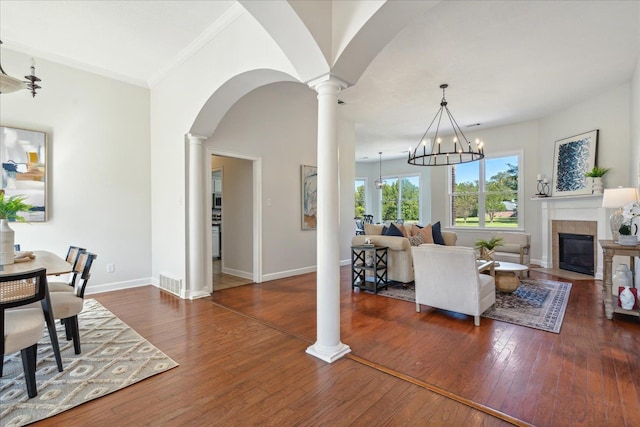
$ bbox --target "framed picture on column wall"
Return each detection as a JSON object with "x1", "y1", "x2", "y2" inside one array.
[
  {"x1": 551, "y1": 129, "x2": 598, "y2": 197},
  {"x1": 301, "y1": 164, "x2": 317, "y2": 230},
  {"x1": 0, "y1": 126, "x2": 47, "y2": 221}
]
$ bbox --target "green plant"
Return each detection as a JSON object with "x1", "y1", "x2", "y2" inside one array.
[
  {"x1": 474, "y1": 236, "x2": 504, "y2": 250},
  {"x1": 584, "y1": 166, "x2": 610, "y2": 177},
  {"x1": 619, "y1": 224, "x2": 631, "y2": 236},
  {"x1": 0, "y1": 193, "x2": 33, "y2": 222}
]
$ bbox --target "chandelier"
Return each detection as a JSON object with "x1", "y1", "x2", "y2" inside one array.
[
  {"x1": 375, "y1": 152, "x2": 383, "y2": 189},
  {"x1": 408, "y1": 84, "x2": 483, "y2": 166},
  {"x1": 0, "y1": 40, "x2": 42, "y2": 97}
]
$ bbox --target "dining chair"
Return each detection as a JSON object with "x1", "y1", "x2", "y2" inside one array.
[
  {"x1": 1, "y1": 268, "x2": 54, "y2": 398},
  {"x1": 48, "y1": 246, "x2": 86, "y2": 292},
  {"x1": 48, "y1": 252, "x2": 97, "y2": 354}
]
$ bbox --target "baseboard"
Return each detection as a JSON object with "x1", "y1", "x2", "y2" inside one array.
[
  {"x1": 262, "y1": 265, "x2": 317, "y2": 282},
  {"x1": 221, "y1": 266, "x2": 253, "y2": 281},
  {"x1": 85, "y1": 278, "x2": 153, "y2": 295}
]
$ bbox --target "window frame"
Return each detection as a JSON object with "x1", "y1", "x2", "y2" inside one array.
[
  {"x1": 354, "y1": 177, "x2": 368, "y2": 218},
  {"x1": 378, "y1": 173, "x2": 422, "y2": 224},
  {"x1": 448, "y1": 150, "x2": 523, "y2": 230}
]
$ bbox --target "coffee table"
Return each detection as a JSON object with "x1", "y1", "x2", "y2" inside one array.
[{"x1": 493, "y1": 261, "x2": 528, "y2": 293}]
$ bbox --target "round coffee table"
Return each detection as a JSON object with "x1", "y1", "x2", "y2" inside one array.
[{"x1": 493, "y1": 261, "x2": 528, "y2": 293}]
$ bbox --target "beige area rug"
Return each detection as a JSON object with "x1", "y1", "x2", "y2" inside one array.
[
  {"x1": 378, "y1": 279, "x2": 572, "y2": 333},
  {"x1": 1, "y1": 299, "x2": 178, "y2": 426}
]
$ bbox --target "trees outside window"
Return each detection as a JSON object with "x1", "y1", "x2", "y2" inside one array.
[
  {"x1": 355, "y1": 179, "x2": 366, "y2": 217},
  {"x1": 450, "y1": 154, "x2": 521, "y2": 228},
  {"x1": 381, "y1": 175, "x2": 420, "y2": 223}
]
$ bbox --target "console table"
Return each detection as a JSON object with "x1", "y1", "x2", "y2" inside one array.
[
  {"x1": 599, "y1": 239, "x2": 640, "y2": 320},
  {"x1": 351, "y1": 245, "x2": 388, "y2": 294}
]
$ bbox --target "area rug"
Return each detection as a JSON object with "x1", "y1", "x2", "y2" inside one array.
[
  {"x1": 377, "y1": 279, "x2": 572, "y2": 333},
  {"x1": 1, "y1": 299, "x2": 178, "y2": 427}
]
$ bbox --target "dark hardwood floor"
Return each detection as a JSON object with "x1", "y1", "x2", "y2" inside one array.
[{"x1": 35, "y1": 267, "x2": 638, "y2": 426}]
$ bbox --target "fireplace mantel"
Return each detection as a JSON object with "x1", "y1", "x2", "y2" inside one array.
[{"x1": 540, "y1": 196, "x2": 607, "y2": 279}]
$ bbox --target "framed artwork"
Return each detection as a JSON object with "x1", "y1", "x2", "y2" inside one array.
[
  {"x1": 0, "y1": 126, "x2": 47, "y2": 221},
  {"x1": 301, "y1": 164, "x2": 317, "y2": 230},
  {"x1": 551, "y1": 129, "x2": 598, "y2": 197}
]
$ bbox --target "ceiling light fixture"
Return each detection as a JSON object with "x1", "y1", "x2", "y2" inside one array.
[
  {"x1": 0, "y1": 40, "x2": 42, "y2": 97},
  {"x1": 375, "y1": 152, "x2": 383, "y2": 190},
  {"x1": 408, "y1": 84, "x2": 484, "y2": 166}
]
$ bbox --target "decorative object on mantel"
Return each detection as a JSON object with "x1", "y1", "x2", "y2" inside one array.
[
  {"x1": 407, "y1": 84, "x2": 484, "y2": 166},
  {"x1": 0, "y1": 40, "x2": 42, "y2": 97},
  {"x1": 602, "y1": 187, "x2": 639, "y2": 241},
  {"x1": 0, "y1": 192, "x2": 32, "y2": 265},
  {"x1": 474, "y1": 235, "x2": 504, "y2": 261},
  {"x1": 533, "y1": 174, "x2": 550, "y2": 197},
  {"x1": 551, "y1": 129, "x2": 598, "y2": 197},
  {"x1": 584, "y1": 166, "x2": 610, "y2": 195},
  {"x1": 618, "y1": 198, "x2": 640, "y2": 245}
]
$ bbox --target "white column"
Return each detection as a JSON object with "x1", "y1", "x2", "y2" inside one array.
[
  {"x1": 305, "y1": 75, "x2": 351, "y2": 363},
  {"x1": 187, "y1": 133, "x2": 211, "y2": 300}
]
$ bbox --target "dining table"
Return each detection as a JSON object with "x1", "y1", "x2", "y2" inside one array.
[{"x1": 0, "y1": 250, "x2": 72, "y2": 373}]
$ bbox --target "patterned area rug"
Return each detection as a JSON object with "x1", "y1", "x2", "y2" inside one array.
[
  {"x1": 377, "y1": 279, "x2": 572, "y2": 333},
  {"x1": 1, "y1": 299, "x2": 178, "y2": 426}
]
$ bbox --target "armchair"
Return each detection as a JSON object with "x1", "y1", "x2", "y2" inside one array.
[
  {"x1": 493, "y1": 232, "x2": 531, "y2": 276},
  {"x1": 412, "y1": 245, "x2": 495, "y2": 326}
]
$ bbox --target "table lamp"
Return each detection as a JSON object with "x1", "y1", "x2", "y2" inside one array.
[{"x1": 602, "y1": 187, "x2": 639, "y2": 241}]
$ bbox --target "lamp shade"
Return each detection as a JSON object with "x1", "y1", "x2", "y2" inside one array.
[{"x1": 602, "y1": 187, "x2": 639, "y2": 208}]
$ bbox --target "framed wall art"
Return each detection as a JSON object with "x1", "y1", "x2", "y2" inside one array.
[
  {"x1": 551, "y1": 129, "x2": 598, "y2": 197},
  {"x1": 0, "y1": 126, "x2": 47, "y2": 221},
  {"x1": 301, "y1": 164, "x2": 317, "y2": 230}
]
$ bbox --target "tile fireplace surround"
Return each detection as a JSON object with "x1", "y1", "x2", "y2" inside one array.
[{"x1": 540, "y1": 195, "x2": 607, "y2": 279}]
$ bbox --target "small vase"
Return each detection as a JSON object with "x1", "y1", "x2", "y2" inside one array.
[
  {"x1": 619, "y1": 286, "x2": 635, "y2": 310},
  {"x1": 618, "y1": 235, "x2": 638, "y2": 246},
  {"x1": 591, "y1": 177, "x2": 603, "y2": 195},
  {"x1": 613, "y1": 264, "x2": 632, "y2": 288},
  {"x1": 0, "y1": 219, "x2": 15, "y2": 265}
]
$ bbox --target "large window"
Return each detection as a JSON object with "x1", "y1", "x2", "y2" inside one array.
[
  {"x1": 355, "y1": 178, "x2": 366, "y2": 217},
  {"x1": 450, "y1": 153, "x2": 521, "y2": 229},
  {"x1": 381, "y1": 175, "x2": 421, "y2": 223}
]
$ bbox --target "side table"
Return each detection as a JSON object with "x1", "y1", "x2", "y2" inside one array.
[
  {"x1": 351, "y1": 245, "x2": 388, "y2": 294},
  {"x1": 599, "y1": 239, "x2": 640, "y2": 320}
]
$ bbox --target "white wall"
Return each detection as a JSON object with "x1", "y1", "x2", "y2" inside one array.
[
  {"x1": 0, "y1": 49, "x2": 151, "y2": 292},
  {"x1": 631, "y1": 54, "x2": 640, "y2": 189}
]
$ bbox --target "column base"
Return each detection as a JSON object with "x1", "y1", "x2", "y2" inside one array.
[
  {"x1": 306, "y1": 341, "x2": 351, "y2": 363},
  {"x1": 188, "y1": 290, "x2": 211, "y2": 300}
]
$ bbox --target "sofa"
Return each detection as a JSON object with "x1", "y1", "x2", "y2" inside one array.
[{"x1": 351, "y1": 222, "x2": 457, "y2": 285}]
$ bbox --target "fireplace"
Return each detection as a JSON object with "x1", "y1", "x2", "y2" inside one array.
[{"x1": 558, "y1": 233, "x2": 594, "y2": 276}]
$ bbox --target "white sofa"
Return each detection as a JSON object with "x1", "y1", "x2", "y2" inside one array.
[{"x1": 351, "y1": 223, "x2": 457, "y2": 285}]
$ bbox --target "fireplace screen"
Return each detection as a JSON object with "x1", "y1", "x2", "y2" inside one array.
[{"x1": 559, "y1": 233, "x2": 594, "y2": 276}]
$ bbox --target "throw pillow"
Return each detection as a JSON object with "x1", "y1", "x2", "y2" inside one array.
[
  {"x1": 408, "y1": 234, "x2": 424, "y2": 246},
  {"x1": 384, "y1": 222, "x2": 405, "y2": 237},
  {"x1": 392, "y1": 222, "x2": 408, "y2": 237},
  {"x1": 364, "y1": 224, "x2": 384, "y2": 235},
  {"x1": 415, "y1": 224, "x2": 434, "y2": 244},
  {"x1": 431, "y1": 221, "x2": 446, "y2": 245}
]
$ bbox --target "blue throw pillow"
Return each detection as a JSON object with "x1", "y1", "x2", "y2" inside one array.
[
  {"x1": 384, "y1": 222, "x2": 405, "y2": 237},
  {"x1": 431, "y1": 221, "x2": 446, "y2": 245}
]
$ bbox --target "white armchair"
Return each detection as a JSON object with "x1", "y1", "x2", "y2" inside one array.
[
  {"x1": 412, "y1": 245, "x2": 495, "y2": 326},
  {"x1": 493, "y1": 232, "x2": 531, "y2": 276}
]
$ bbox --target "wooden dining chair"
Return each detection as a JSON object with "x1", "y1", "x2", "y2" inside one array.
[
  {"x1": 48, "y1": 246, "x2": 86, "y2": 292},
  {"x1": 1, "y1": 268, "x2": 55, "y2": 398},
  {"x1": 48, "y1": 252, "x2": 97, "y2": 354}
]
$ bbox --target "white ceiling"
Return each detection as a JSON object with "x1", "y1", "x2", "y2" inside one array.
[{"x1": 1, "y1": 1, "x2": 638, "y2": 162}]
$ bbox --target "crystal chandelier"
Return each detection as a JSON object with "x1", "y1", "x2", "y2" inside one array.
[
  {"x1": 0, "y1": 40, "x2": 42, "y2": 97},
  {"x1": 408, "y1": 84, "x2": 483, "y2": 166}
]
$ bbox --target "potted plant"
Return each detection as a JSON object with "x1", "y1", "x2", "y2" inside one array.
[
  {"x1": 474, "y1": 236, "x2": 504, "y2": 261},
  {"x1": 0, "y1": 192, "x2": 32, "y2": 265},
  {"x1": 585, "y1": 166, "x2": 610, "y2": 195},
  {"x1": 618, "y1": 200, "x2": 640, "y2": 246}
]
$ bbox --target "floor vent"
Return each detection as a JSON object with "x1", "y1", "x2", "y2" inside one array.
[{"x1": 159, "y1": 273, "x2": 183, "y2": 297}]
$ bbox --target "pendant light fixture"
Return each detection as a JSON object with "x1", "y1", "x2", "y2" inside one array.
[
  {"x1": 0, "y1": 40, "x2": 42, "y2": 97},
  {"x1": 408, "y1": 84, "x2": 484, "y2": 166},
  {"x1": 375, "y1": 152, "x2": 383, "y2": 189}
]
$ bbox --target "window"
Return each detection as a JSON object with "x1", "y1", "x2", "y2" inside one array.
[
  {"x1": 450, "y1": 153, "x2": 521, "y2": 229},
  {"x1": 354, "y1": 178, "x2": 366, "y2": 217},
  {"x1": 381, "y1": 175, "x2": 421, "y2": 223}
]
